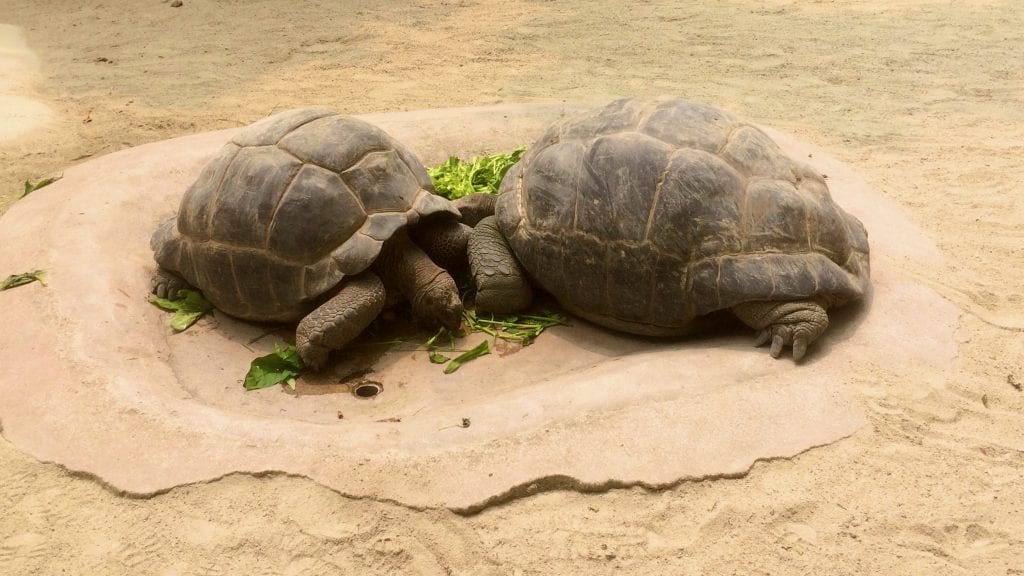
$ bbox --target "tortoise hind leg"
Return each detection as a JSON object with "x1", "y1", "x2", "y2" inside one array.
[
  {"x1": 152, "y1": 269, "x2": 190, "y2": 299},
  {"x1": 731, "y1": 299, "x2": 829, "y2": 361},
  {"x1": 296, "y1": 272, "x2": 386, "y2": 370},
  {"x1": 150, "y1": 215, "x2": 190, "y2": 298}
]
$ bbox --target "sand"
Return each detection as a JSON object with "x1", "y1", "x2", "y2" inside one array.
[{"x1": 1, "y1": 1, "x2": 1022, "y2": 574}]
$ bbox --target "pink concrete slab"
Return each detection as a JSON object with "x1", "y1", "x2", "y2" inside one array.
[{"x1": 0, "y1": 104, "x2": 955, "y2": 511}]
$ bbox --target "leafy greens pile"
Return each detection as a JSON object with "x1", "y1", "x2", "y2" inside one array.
[{"x1": 427, "y1": 146, "x2": 525, "y2": 199}]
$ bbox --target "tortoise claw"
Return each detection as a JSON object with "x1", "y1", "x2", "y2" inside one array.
[
  {"x1": 152, "y1": 269, "x2": 187, "y2": 299},
  {"x1": 792, "y1": 337, "x2": 809, "y2": 361},
  {"x1": 733, "y1": 300, "x2": 830, "y2": 362}
]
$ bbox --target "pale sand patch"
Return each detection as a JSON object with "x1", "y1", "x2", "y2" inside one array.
[{"x1": 0, "y1": 24, "x2": 50, "y2": 141}]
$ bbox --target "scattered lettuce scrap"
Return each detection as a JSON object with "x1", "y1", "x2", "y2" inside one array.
[
  {"x1": 442, "y1": 340, "x2": 490, "y2": 374},
  {"x1": 1, "y1": 269, "x2": 46, "y2": 290},
  {"x1": 150, "y1": 288, "x2": 214, "y2": 331},
  {"x1": 424, "y1": 327, "x2": 459, "y2": 367},
  {"x1": 244, "y1": 344, "x2": 304, "y2": 390},
  {"x1": 22, "y1": 176, "x2": 61, "y2": 199},
  {"x1": 463, "y1": 309, "x2": 568, "y2": 346},
  {"x1": 427, "y1": 146, "x2": 525, "y2": 199},
  {"x1": 422, "y1": 309, "x2": 567, "y2": 373}
]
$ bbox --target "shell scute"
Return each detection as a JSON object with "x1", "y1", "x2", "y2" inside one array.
[
  {"x1": 209, "y1": 146, "x2": 303, "y2": 248},
  {"x1": 266, "y1": 164, "x2": 366, "y2": 262},
  {"x1": 640, "y1": 100, "x2": 736, "y2": 153},
  {"x1": 341, "y1": 149, "x2": 422, "y2": 214},
  {"x1": 231, "y1": 108, "x2": 336, "y2": 147},
  {"x1": 741, "y1": 179, "x2": 812, "y2": 254},
  {"x1": 649, "y1": 149, "x2": 745, "y2": 257},
  {"x1": 580, "y1": 133, "x2": 672, "y2": 242},
  {"x1": 521, "y1": 142, "x2": 585, "y2": 233},
  {"x1": 177, "y1": 143, "x2": 241, "y2": 241}
]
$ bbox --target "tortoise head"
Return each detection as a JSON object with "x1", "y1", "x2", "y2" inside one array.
[{"x1": 411, "y1": 271, "x2": 464, "y2": 332}]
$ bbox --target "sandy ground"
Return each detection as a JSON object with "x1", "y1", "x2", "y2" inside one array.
[{"x1": 1, "y1": 1, "x2": 1022, "y2": 574}]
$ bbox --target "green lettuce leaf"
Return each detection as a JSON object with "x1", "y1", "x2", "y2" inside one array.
[
  {"x1": 150, "y1": 288, "x2": 214, "y2": 331},
  {"x1": 443, "y1": 340, "x2": 490, "y2": 374},
  {"x1": 244, "y1": 344, "x2": 305, "y2": 390}
]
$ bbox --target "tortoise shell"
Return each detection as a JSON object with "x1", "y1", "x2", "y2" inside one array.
[
  {"x1": 495, "y1": 98, "x2": 870, "y2": 335},
  {"x1": 152, "y1": 108, "x2": 456, "y2": 322}
]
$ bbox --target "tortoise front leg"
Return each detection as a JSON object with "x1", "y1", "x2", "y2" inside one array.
[
  {"x1": 467, "y1": 216, "x2": 532, "y2": 314},
  {"x1": 731, "y1": 299, "x2": 829, "y2": 361},
  {"x1": 295, "y1": 272, "x2": 386, "y2": 370}
]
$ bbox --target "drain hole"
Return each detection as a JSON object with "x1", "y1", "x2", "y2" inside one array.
[{"x1": 353, "y1": 381, "x2": 383, "y2": 398}]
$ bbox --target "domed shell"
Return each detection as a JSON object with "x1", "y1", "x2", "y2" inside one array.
[
  {"x1": 497, "y1": 98, "x2": 870, "y2": 335},
  {"x1": 158, "y1": 108, "x2": 456, "y2": 321}
]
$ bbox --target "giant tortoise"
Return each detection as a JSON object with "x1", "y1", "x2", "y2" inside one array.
[
  {"x1": 151, "y1": 108, "x2": 469, "y2": 369},
  {"x1": 468, "y1": 98, "x2": 870, "y2": 360}
]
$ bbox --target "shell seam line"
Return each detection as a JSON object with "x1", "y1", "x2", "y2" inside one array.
[
  {"x1": 272, "y1": 112, "x2": 336, "y2": 146},
  {"x1": 204, "y1": 144, "x2": 242, "y2": 236},
  {"x1": 264, "y1": 162, "x2": 307, "y2": 250},
  {"x1": 642, "y1": 151, "x2": 676, "y2": 242},
  {"x1": 715, "y1": 123, "x2": 742, "y2": 156}
]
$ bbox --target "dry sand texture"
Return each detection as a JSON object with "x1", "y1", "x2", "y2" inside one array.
[{"x1": 1, "y1": 1, "x2": 1023, "y2": 574}]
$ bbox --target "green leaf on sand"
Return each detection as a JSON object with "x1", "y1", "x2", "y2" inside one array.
[
  {"x1": 150, "y1": 288, "x2": 214, "y2": 331},
  {"x1": 22, "y1": 176, "x2": 61, "y2": 199},
  {"x1": 427, "y1": 147, "x2": 525, "y2": 199},
  {"x1": 1, "y1": 270, "x2": 47, "y2": 290},
  {"x1": 244, "y1": 344, "x2": 305, "y2": 391}
]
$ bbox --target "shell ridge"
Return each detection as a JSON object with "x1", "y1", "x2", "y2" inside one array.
[
  {"x1": 643, "y1": 149, "x2": 678, "y2": 242},
  {"x1": 340, "y1": 146, "x2": 397, "y2": 175},
  {"x1": 273, "y1": 111, "x2": 339, "y2": 146},
  {"x1": 263, "y1": 162, "x2": 307, "y2": 249},
  {"x1": 716, "y1": 123, "x2": 743, "y2": 157},
  {"x1": 225, "y1": 250, "x2": 245, "y2": 315}
]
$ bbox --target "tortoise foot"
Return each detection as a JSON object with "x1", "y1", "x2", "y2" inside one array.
[
  {"x1": 731, "y1": 300, "x2": 829, "y2": 361},
  {"x1": 152, "y1": 268, "x2": 189, "y2": 300}
]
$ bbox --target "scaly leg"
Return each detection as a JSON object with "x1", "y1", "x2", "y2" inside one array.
[
  {"x1": 467, "y1": 216, "x2": 532, "y2": 313},
  {"x1": 731, "y1": 299, "x2": 829, "y2": 361},
  {"x1": 296, "y1": 272, "x2": 386, "y2": 370}
]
